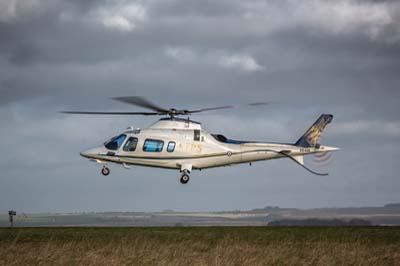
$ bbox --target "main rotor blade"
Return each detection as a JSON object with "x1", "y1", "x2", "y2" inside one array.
[
  {"x1": 112, "y1": 96, "x2": 169, "y2": 113},
  {"x1": 61, "y1": 97, "x2": 271, "y2": 117},
  {"x1": 188, "y1": 102, "x2": 269, "y2": 114},
  {"x1": 59, "y1": 111, "x2": 160, "y2": 115},
  {"x1": 188, "y1": 105, "x2": 234, "y2": 113},
  {"x1": 247, "y1": 102, "x2": 269, "y2": 106}
]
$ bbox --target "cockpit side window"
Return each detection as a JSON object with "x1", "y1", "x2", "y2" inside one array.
[
  {"x1": 143, "y1": 139, "x2": 164, "y2": 152},
  {"x1": 104, "y1": 134, "x2": 127, "y2": 150},
  {"x1": 123, "y1": 137, "x2": 138, "y2": 152}
]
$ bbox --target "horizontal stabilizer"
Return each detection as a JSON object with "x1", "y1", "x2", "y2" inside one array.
[{"x1": 292, "y1": 155, "x2": 304, "y2": 165}]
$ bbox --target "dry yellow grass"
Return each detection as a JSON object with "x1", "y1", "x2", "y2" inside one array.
[{"x1": 0, "y1": 227, "x2": 399, "y2": 266}]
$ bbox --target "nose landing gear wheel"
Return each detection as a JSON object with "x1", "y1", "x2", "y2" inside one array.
[
  {"x1": 101, "y1": 167, "x2": 110, "y2": 176},
  {"x1": 180, "y1": 174, "x2": 189, "y2": 184}
]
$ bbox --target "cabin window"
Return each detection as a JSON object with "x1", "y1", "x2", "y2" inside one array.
[
  {"x1": 143, "y1": 139, "x2": 164, "y2": 152},
  {"x1": 123, "y1": 137, "x2": 138, "y2": 152},
  {"x1": 167, "y1": 141, "x2": 176, "y2": 152},
  {"x1": 194, "y1": 129, "x2": 200, "y2": 141},
  {"x1": 104, "y1": 134, "x2": 126, "y2": 150}
]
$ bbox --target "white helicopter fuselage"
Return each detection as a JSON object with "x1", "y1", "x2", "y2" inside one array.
[
  {"x1": 81, "y1": 118, "x2": 338, "y2": 174},
  {"x1": 63, "y1": 96, "x2": 338, "y2": 183}
]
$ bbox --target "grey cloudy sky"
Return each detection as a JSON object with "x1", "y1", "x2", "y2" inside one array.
[{"x1": 1, "y1": 0, "x2": 400, "y2": 213}]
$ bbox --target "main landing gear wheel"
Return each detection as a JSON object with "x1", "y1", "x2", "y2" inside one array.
[
  {"x1": 101, "y1": 167, "x2": 110, "y2": 176},
  {"x1": 180, "y1": 174, "x2": 189, "y2": 184}
]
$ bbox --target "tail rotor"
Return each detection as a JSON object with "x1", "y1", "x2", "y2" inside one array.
[{"x1": 312, "y1": 151, "x2": 334, "y2": 167}]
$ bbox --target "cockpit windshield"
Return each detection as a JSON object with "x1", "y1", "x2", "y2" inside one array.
[{"x1": 104, "y1": 134, "x2": 127, "y2": 150}]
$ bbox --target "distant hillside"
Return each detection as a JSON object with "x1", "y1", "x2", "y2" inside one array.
[
  {"x1": 268, "y1": 218, "x2": 372, "y2": 226},
  {"x1": 249, "y1": 203, "x2": 400, "y2": 214},
  {"x1": 253, "y1": 203, "x2": 400, "y2": 226},
  {"x1": 1, "y1": 203, "x2": 400, "y2": 227},
  {"x1": 384, "y1": 203, "x2": 400, "y2": 209}
]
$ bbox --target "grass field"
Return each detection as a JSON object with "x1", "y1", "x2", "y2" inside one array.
[{"x1": 1, "y1": 227, "x2": 400, "y2": 266}]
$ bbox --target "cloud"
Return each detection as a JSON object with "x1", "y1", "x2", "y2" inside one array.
[
  {"x1": 164, "y1": 46, "x2": 263, "y2": 71},
  {"x1": 305, "y1": 0, "x2": 394, "y2": 41},
  {"x1": 91, "y1": 2, "x2": 147, "y2": 31},
  {"x1": 0, "y1": 105, "x2": 129, "y2": 166},
  {"x1": 330, "y1": 120, "x2": 400, "y2": 137},
  {"x1": 0, "y1": 0, "x2": 17, "y2": 22},
  {"x1": 59, "y1": 1, "x2": 147, "y2": 31},
  {"x1": 241, "y1": 0, "x2": 398, "y2": 42},
  {"x1": 1, "y1": 0, "x2": 400, "y2": 211},
  {"x1": 164, "y1": 46, "x2": 196, "y2": 63},
  {"x1": 0, "y1": 0, "x2": 43, "y2": 22},
  {"x1": 219, "y1": 54, "x2": 264, "y2": 72}
]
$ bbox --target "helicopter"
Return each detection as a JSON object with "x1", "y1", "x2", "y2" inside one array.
[{"x1": 61, "y1": 96, "x2": 339, "y2": 184}]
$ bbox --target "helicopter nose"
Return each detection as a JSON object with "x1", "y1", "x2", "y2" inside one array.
[
  {"x1": 80, "y1": 150, "x2": 91, "y2": 158},
  {"x1": 80, "y1": 148, "x2": 98, "y2": 158}
]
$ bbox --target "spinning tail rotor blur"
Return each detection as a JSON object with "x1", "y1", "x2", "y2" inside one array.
[{"x1": 312, "y1": 151, "x2": 334, "y2": 167}]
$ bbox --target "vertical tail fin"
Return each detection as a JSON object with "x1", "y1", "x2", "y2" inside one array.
[{"x1": 295, "y1": 114, "x2": 333, "y2": 148}]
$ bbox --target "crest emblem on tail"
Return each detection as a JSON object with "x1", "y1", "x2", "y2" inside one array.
[{"x1": 295, "y1": 114, "x2": 333, "y2": 148}]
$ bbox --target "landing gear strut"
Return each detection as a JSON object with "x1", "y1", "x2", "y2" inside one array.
[
  {"x1": 180, "y1": 170, "x2": 190, "y2": 184},
  {"x1": 101, "y1": 166, "x2": 110, "y2": 176}
]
